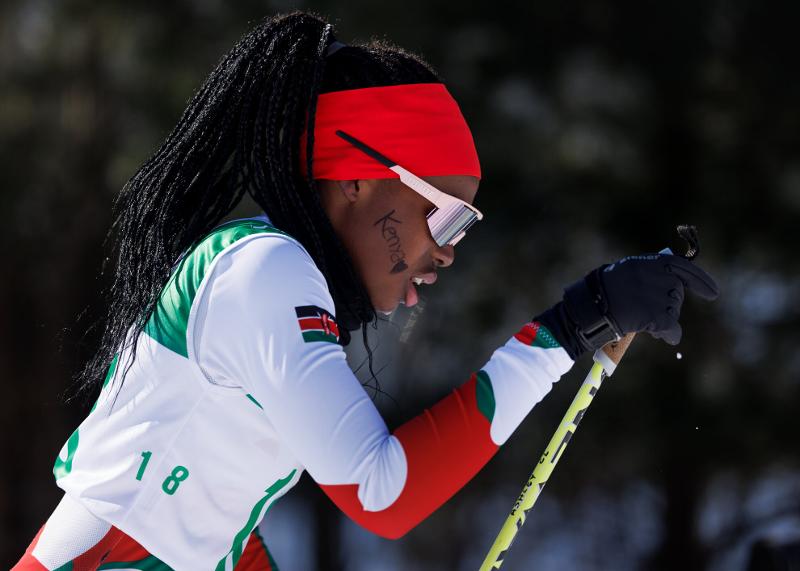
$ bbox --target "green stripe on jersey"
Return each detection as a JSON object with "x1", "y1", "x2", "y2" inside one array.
[
  {"x1": 144, "y1": 219, "x2": 290, "y2": 357},
  {"x1": 301, "y1": 330, "x2": 338, "y2": 344},
  {"x1": 475, "y1": 370, "x2": 496, "y2": 423},
  {"x1": 90, "y1": 354, "x2": 120, "y2": 413},
  {"x1": 246, "y1": 393, "x2": 264, "y2": 410},
  {"x1": 98, "y1": 554, "x2": 174, "y2": 570},
  {"x1": 216, "y1": 469, "x2": 297, "y2": 571},
  {"x1": 54, "y1": 355, "x2": 119, "y2": 482},
  {"x1": 53, "y1": 428, "x2": 79, "y2": 481},
  {"x1": 532, "y1": 324, "x2": 560, "y2": 349},
  {"x1": 101, "y1": 354, "x2": 119, "y2": 390}
]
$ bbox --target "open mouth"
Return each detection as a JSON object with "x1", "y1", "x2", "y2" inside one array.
[
  {"x1": 403, "y1": 272, "x2": 436, "y2": 308},
  {"x1": 404, "y1": 279, "x2": 419, "y2": 307}
]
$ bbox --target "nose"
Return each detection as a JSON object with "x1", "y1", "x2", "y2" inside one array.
[{"x1": 432, "y1": 244, "x2": 455, "y2": 268}]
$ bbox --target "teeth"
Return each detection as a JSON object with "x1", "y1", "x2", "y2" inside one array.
[{"x1": 412, "y1": 277, "x2": 424, "y2": 286}]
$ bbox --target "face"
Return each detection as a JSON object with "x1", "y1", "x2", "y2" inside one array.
[{"x1": 318, "y1": 175, "x2": 479, "y2": 314}]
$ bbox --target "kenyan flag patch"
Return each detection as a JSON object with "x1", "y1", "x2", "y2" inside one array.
[
  {"x1": 514, "y1": 321, "x2": 560, "y2": 349},
  {"x1": 295, "y1": 306, "x2": 340, "y2": 344}
]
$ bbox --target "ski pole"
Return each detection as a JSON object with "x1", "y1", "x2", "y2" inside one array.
[
  {"x1": 479, "y1": 226, "x2": 700, "y2": 570},
  {"x1": 478, "y1": 334, "x2": 634, "y2": 571}
]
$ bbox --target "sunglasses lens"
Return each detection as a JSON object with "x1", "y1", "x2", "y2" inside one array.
[{"x1": 427, "y1": 202, "x2": 480, "y2": 247}]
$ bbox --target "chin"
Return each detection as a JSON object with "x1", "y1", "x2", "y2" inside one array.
[
  {"x1": 375, "y1": 302, "x2": 399, "y2": 315},
  {"x1": 368, "y1": 282, "x2": 407, "y2": 315},
  {"x1": 372, "y1": 295, "x2": 401, "y2": 315}
]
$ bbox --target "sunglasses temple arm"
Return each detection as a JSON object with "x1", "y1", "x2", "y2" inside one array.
[{"x1": 390, "y1": 166, "x2": 446, "y2": 209}]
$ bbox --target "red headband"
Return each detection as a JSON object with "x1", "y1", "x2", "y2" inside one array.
[{"x1": 300, "y1": 83, "x2": 481, "y2": 180}]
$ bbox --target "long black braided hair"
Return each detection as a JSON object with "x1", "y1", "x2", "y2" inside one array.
[{"x1": 77, "y1": 11, "x2": 442, "y2": 395}]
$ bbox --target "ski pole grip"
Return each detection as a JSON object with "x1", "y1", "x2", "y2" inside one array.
[
  {"x1": 602, "y1": 333, "x2": 635, "y2": 365},
  {"x1": 594, "y1": 332, "x2": 635, "y2": 376}
]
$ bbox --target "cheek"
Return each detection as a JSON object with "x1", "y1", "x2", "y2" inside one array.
[
  {"x1": 340, "y1": 192, "x2": 434, "y2": 311},
  {"x1": 380, "y1": 224, "x2": 408, "y2": 274},
  {"x1": 368, "y1": 208, "x2": 430, "y2": 276}
]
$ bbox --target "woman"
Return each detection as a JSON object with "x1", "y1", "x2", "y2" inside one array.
[{"x1": 15, "y1": 11, "x2": 718, "y2": 571}]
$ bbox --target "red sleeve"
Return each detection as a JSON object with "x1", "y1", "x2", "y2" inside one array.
[{"x1": 320, "y1": 374, "x2": 499, "y2": 539}]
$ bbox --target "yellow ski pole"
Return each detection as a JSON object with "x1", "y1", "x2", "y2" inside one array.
[
  {"x1": 480, "y1": 227, "x2": 701, "y2": 569},
  {"x1": 479, "y1": 334, "x2": 635, "y2": 571}
]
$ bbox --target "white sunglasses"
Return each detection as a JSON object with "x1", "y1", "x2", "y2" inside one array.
[{"x1": 335, "y1": 130, "x2": 483, "y2": 247}]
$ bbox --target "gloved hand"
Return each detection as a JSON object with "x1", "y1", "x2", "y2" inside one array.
[{"x1": 536, "y1": 253, "x2": 719, "y2": 360}]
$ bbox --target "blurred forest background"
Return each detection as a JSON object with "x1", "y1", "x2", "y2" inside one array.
[{"x1": 1, "y1": 0, "x2": 799, "y2": 569}]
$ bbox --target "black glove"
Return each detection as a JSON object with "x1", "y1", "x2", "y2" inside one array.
[{"x1": 536, "y1": 253, "x2": 719, "y2": 360}]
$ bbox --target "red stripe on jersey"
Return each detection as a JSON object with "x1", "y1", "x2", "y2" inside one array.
[
  {"x1": 101, "y1": 529, "x2": 152, "y2": 562},
  {"x1": 298, "y1": 317, "x2": 325, "y2": 331},
  {"x1": 65, "y1": 528, "x2": 125, "y2": 571},
  {"x1": 320, "y1": 374, "x2": 499, "y2": 539},
  {"x1": 236, "y1": 530, "x2": 276, "y2": 571},
  {"x1": 298, "y1": 315, "x2": 340, "y2": 339},
  {"x1": 15, "y1": 524, "x2": 272, "y2": 570},
  {"x1": 13, "y1": 526, "x2": 127, "y2": 571},
  {"x1": 514, "y1": 321, "x2": 540, "y2": 345}
]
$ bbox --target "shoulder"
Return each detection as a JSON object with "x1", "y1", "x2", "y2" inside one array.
[
  {"x1": 147, "y1": 217, "x2": 331, "y2": 358},
  {"x1": 200, "y1": 216, "x2": 314, "y2": 268},
  {"x1": 212, "y1": 223, "x2": 327, "y2": 293},
  {"x1": 190, "y1": 219, "x2": 341, "y2": 381},
  {"x1": 158, "y1": 215, "x2": 330, "y2": 315},
  {"x1": 198, "y1": 218, "x2": 334, "y2": 315}
]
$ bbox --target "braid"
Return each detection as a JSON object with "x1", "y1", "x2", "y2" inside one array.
[{"x1": 77, "y1": 11, "x2": 443, "y2": 396}]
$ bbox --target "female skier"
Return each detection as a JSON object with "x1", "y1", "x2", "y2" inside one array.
[{"x1": 15, "y1": 11, "x2": 718, "y2": 571}]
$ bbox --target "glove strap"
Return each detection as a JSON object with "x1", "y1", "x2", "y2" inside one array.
[
  {"x1": 576, "y1": 314, "x2": 622, "y2": 350},
  {"x1": 563, "y1": 269, "x2": 624, "y2": 351}
]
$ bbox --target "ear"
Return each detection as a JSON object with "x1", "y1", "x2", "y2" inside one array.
[{"x1": 336, "y1": 180, "x2": 361, "y2": 204}]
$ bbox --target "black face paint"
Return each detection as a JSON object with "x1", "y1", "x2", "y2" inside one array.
[{"x1": 374, "y1": 209, "x2": 408, "y2": 274}]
